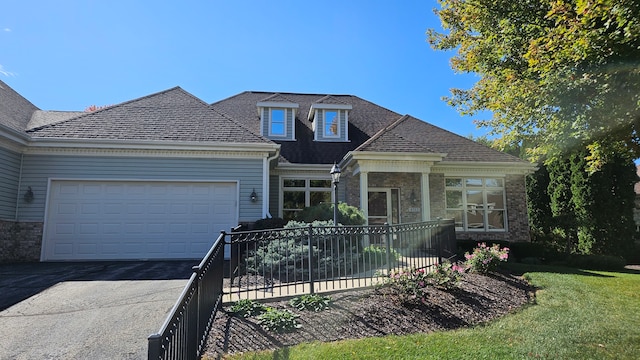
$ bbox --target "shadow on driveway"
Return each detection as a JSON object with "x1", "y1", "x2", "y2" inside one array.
[
  {"x1": 0, "y1": 260, "x2": 199, "y2": 360},
  {"x1": 0, "y1": 260, "x2": 197, "y2": 311}
]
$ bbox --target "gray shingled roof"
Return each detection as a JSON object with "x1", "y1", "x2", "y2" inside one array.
[
  {"x1": 359, "y1": 115, "x2": 525, "y2": 163},
  {"x1": 212, "y1": 91, "x2": 526, "y2": 164},
  {"x1": 27, "y1": 110, "x2": 84, "y2": 130},
  {"x1": 0, "y1": 80, "x2": 39, "y2": 133},
  {"x1": 28, "y1": 87, "x2": 272, "y2": 144},
  {"x1": 212, "y1": 91, "x2": 402, "y2": 164}
]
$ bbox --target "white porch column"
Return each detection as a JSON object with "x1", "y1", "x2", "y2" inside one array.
[
  {"x1": 359, "y1": 171, "x2": 370, "y2": 246},
  {"x1": 421, "y1": 172, "x2": 431, "y2": 221},
  {"x1": 360, "y1": 171, "x2": 369, "y2": 221}
]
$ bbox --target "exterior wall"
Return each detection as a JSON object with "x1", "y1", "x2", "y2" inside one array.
[
  {"x1": 429, "y1": 173, "x2": 445, "y2": 218},
  {"x1": 0, "y1": 220, "x2": 43, "y2": 262},
  {"x1": 431, "y1": 173, "x2": 531, "y2": 243},
  {"x1": 18, "y1": 154, "x2": 265, "y2": 223},
  {"x1": 268, "y1": 174, "x2": 279, "y2": 217},
  {"x1": 368, "y1": 172, "x2": 422, "y2": 223},
  {"x1": 0, "y1": 147, "x2": 21, "y2": 220},
  {"x1": 315, "y1": 109, "x2": 348, "y2": 142},
  {"x1": 262, "y1": 108, "x2": 295, "y2": 141}
]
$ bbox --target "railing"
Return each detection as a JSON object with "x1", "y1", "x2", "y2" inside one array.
[
  {"x1": 147, "y1": 220, "x2": 455, "y2": 359},
  {"x1": 147, "y1": 230, "x2": 227, "y2": 360},
  {"x1": 226, "y1": 219, "x2": 456, "y2": 301}
]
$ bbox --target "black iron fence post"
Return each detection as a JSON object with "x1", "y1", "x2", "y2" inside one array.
[
  {"x1": 436, "y1": 218, "x2": 443, "y2": 264},
  {"x1": 307, "y1": 223, "x2": 315, "y2": 294}
]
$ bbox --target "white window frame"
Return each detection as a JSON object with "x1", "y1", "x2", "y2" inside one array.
[
  {"x1": 323, "y1": 109, "x2": 340, "y2": 138},
  {"x1": 445, "y1": 177, "x2": 507, "y2": 232},
  {"x1": 280, "y1": 177, "x2": 332, "y2": 220},
  {"x1": 269, "y1": 108, "x2": 286, "y2": 137}
]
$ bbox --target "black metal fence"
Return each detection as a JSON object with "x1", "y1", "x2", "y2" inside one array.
[
  {"x1": 147, "y1": 231, "x2": 226, "y2": 360},
  {"x1": 147, "y1": 219, "x2": 455, "y2": 359},
  {"x1": 226, "y1": 219, "x2": 456, "y2": 301}
]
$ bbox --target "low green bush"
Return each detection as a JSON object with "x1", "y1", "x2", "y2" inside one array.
[
  {"x1": 361, "y1": 245, "x2": 400, "y2": 268},
  {"x1": 565, "y1": 253, "x2": 626, "y2": 271},
  {"x1": 289, "y1": 294, "x2": 332, "y2": 312},
  {"x1": 256, "y1": 308, "x2": 301, "y2": 333},
  {"x1": 295, "y1": 203, "x2": 366, "y2": 225},
  {"x1": 229, "y1": 299, "x2": 267, "y2": 318},
  {"x1": 464, "y1": 242, "x2": 509, "y2": 274},
  {"x1": 253, "y1": 217, "x2": 287, "y2": 230}
]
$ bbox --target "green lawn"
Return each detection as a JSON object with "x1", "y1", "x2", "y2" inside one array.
[{"x1": 226, "y1": 264, "x2": 640, "y2": 360}]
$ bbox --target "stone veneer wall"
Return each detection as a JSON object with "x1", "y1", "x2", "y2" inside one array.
[
  {"x1": 344, "y1": 170, "x2": 531, "y2": 242},
  {"x1": 0, "y1": 220, "x2": 43, "y2": 262}
]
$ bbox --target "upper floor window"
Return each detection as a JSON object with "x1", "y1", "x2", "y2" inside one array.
[
  {"x1": 324, "y1": 110, "x2": 339, "y2": 137},
  {"x1": 445, "y1": 177, "x2": 506, "y2": 232},
  {"x1": 270, "y1": 108, "x2": 285, "y2": 136},
  {"x1": 257, "y1": 100, "x2": 298, "y2": 141},
  {"x1": 308, "y1": 101, "x2": 352, "y2": 142}
]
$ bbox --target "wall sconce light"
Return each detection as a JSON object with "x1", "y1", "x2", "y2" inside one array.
[
  {"x1": 250, "y1": 189, "x2": 257, "y2": 202},
  {"x1": 24, "y1": 186, "x2": 34, "y2": 203},
  {"x1": 410, "y1": 190, "x2": 417, "y2": 204}
]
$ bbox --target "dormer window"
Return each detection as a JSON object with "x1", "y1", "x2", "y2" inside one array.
[
  {"x1": 257, "y1": 97, "x2": 299, "y2": 141},
  {"x1": 308, "y1": 102, "x2": 352, "y2": 142},
  {"x1": 270, "y1": 108, "x2": 286, "y2": 136},
  {"x1": 324, "y1": 110, "x2": 339, "y2": 138}
]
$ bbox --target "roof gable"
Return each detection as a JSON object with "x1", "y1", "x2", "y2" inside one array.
[
  {"x1": 0, "y1": 80, "x2": 39, "y2": 133},
  {"x1": 28, "y1": 87, "x2": 271, "y2": 144},
  {"x1": 212, "y1": 91, "x2": 401, "y2": 164},
  {"x1": 360, "y1": 115, "x2": 525, "y2": 163}
]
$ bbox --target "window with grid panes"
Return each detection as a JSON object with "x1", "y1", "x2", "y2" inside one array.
[{"x1": 445, "y1": 177, "x2": 506, "y2": 232}]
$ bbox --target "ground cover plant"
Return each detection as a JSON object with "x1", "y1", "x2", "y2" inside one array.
[{"x1": 206, "y1": 264, "x2": 640, "y2": 360}]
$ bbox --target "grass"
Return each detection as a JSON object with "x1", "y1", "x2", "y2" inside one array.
[{"x1": 222, "y1": 264, "x2": 640, "y2": 360}]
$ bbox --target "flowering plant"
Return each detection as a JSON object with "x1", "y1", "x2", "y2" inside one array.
[
  {"x1": 430, "y1": 260, "x2": 466, "y2": 289},
  {"x1": 383, "y1": 268, "x2": 430, "y2": 303},
  {"x1": 464, "y1": 242, "x2": 509, "y2": 274},
  {"x1": 382, "y1": 261, "x2": 467, "y2": 303}
]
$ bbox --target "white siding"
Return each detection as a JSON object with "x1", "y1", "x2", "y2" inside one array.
[
  {"x1": 0, "y1": 147, "x2": 20, "y2": 220},
  {"x1": 18, "y1": 155, "x2": 264, "y2": 222}
]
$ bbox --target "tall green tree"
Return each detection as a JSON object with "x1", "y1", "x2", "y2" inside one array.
[
  {"x1": 428, "y1": 0, "x2": 640, "y2": 168},
  {"x1": 547, "y1": 155, "x2": 577, "y2": 253}
]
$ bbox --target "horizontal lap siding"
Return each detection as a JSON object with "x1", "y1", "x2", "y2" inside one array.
[
  {"x1": 0, "y1": 148, "x2": 20, "y2": 220},
  {"x1": 18, "y1": 155, "x2": 264, "y2": 222}
]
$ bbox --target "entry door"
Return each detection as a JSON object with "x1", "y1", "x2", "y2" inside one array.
[{"x1": 368, "y1": 188, "x2": 400, "y2": 225}]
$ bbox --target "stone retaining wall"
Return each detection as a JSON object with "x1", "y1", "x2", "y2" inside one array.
[{"x1": 0, "y1": 220, "x2": 43, "y2": 262}]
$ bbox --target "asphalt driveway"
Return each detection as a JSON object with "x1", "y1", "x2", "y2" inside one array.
[{"x1": 0, "y1": 261, "x2": 197, "y2": 359}]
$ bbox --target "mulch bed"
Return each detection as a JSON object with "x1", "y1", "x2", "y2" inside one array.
[{"x1": 203, "y1": 272, "x2": 535, "y2": 358}]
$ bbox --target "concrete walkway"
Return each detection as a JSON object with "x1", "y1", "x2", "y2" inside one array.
[{"x1": 0, "y1": 261, "x2": 196, "y2": 360}]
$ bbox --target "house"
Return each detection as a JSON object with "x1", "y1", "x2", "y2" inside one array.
[{"x1": 0, "y1": 80, "x2": 535, "y2": 262}]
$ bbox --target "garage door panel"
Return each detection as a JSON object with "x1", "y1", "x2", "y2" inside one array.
[{"x1": 44, "y1": 181, "x2": 238, "y2": 261}]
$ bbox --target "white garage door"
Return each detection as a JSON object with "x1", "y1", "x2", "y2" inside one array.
[{"x1": 42, "y1": 180, "x2": 238, "y2": 261}]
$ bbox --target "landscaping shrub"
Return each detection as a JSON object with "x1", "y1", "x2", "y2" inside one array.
[
  {"x1": 382, "y1": 268, "x2": 431, "y2": 303},
  {"x1": 295, "y1": 203, "x2": 366, "y2": 225},
  {"x1": 243, "y1": 220, "x2": 361, "y2": 282},
  {"x1": 229, "y1": 299, "x2": 267, "y2": 318},
  {"x1": 565, "y1": 253, "x2": 626, "y2": 271},
  {"x1": 361, "y1": 245, "x2": 400, "y2": 269},
  {"x1": 256, "y1": 308, "x2": 301, "y2": 333},
  {"x1": 289, "y1": 294, "x2": 332, "y2": 312},
  {"x1": 464, "y1": 242, "x2": 509, "y2": 274},
  {"x1": 381, "y1": 261, "x2": 466, "y2": 303},
  {"x1": 429, "y1": 261, "x2": 466, "y2": 290},
  {"x1": 253, "y1": 217, "x2": 287, "y2": 230}
]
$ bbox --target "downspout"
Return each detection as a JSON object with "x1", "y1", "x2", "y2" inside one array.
[
  {"x1": 14, "y1": 153, "x2": 24, "y2": 221},
  {"x1": 263, "y1": 148, "x2": 280, "y2": 218}
]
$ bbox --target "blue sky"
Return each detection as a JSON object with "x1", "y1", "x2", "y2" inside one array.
[{"x1": 1, "y1": 0, "x2": 487, "y2": 138}]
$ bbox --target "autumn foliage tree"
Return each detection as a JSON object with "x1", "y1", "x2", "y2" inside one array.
[
  {"x1": 428, "y1": 0, "x2": 640, "y2": 168},
  {"x1": 429, "y1": 0, "x2": 640, "y2": 256}
]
